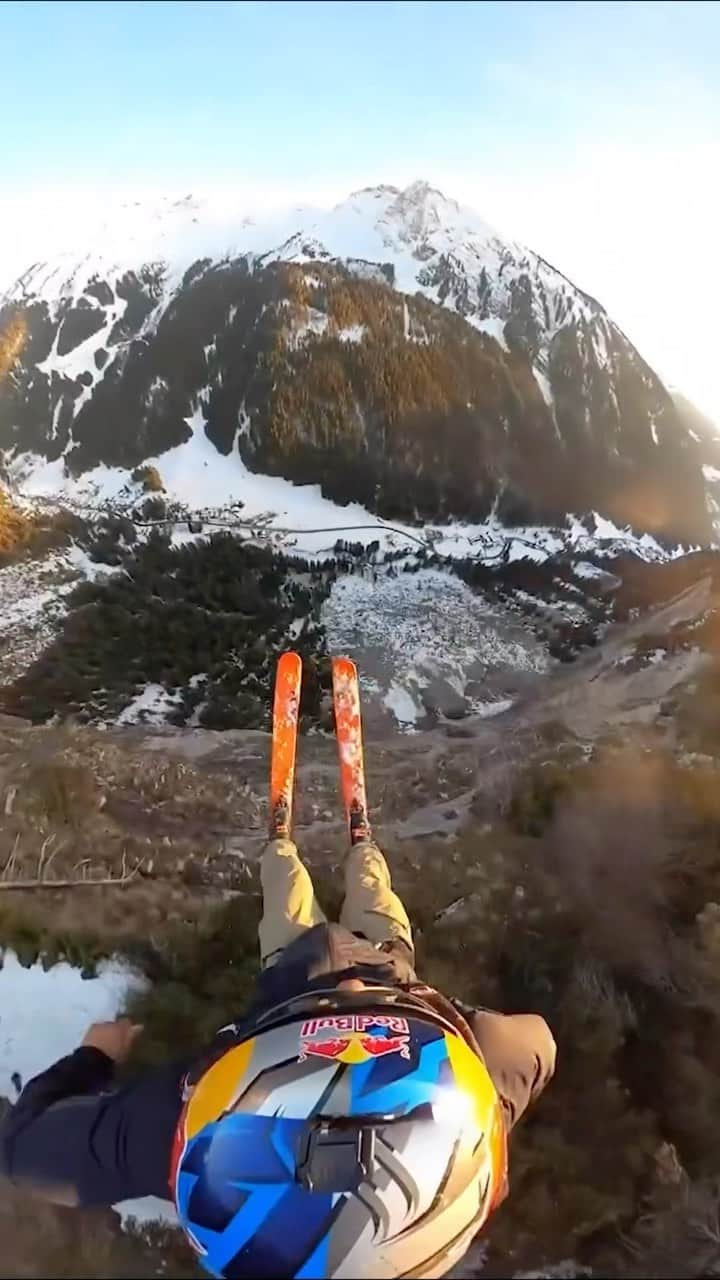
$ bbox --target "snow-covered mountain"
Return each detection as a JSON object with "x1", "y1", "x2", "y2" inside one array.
[
  {"x1": 0, "y1": 180, "x2": 710, "y2": 543},
  {"x1": 671, "y1": 390, "x2": 720, "y2": 535}
]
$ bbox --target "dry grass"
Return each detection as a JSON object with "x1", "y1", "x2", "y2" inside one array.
[
  {"x1": 0, "y1": 724, "x2": 265, "y2": 917},
  {"x1": 0, "y1": 1179, "x2": 198, "y2": 1278},
  {"x1": 3, "y1": 716, "x2": 720, "y2": 1276}
]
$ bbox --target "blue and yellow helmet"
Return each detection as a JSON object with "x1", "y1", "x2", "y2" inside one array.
[{"x1": 172, "y1": 1004, "x2": 506, "y2": 1278}]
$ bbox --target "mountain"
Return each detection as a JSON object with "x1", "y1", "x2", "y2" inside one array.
[
  {"x1": 0, "y1": 180, "x2": 709, "y2": 543},
  {"x1": 671, "y1": 390, "x2": 720, "y2": 527},
  {"x1": 672, "y1": 390, "x2": 719, "y2": 446}
]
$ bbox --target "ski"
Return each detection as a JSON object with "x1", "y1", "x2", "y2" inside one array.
[
  {"x1": 269, "y1": 651, "x2": 302, "y2": 839},
  {"x1": 331, "y1": 656, "x2": 372, "y2": 845}
]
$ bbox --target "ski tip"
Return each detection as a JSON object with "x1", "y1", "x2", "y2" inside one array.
[
  {"x1": 277, "y1": 650, "x2": 302, "y2": 672},
  {"x1": 331, "y1": 655, "x2": 358, "y2": 679}
]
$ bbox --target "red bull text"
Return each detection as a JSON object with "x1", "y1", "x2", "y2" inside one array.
[{"x1": 298, "y1": 1014, "x2": 411, "y2": 1064}]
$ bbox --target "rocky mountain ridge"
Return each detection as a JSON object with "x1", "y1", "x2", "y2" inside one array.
[{"x1": 0, "y1": 181, "x2": 710, "y2": 544}]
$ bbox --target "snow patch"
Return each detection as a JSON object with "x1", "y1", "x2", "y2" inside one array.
[
  {"x1": 13, "y1": 453, "x2": 68, "y2": 495},
  {"x1": 383, "y1": 682, "x2": 422, "y2": 726},
  {"x1": 287, "y1": 306, "x2": 328, "y2": 347},
  {"x1": 65, "y1": 541, "x2": 113, "y2": 581},
  {"x1": 473, "y1": 697, "x2": 515, "y2": 718},
  {"x1": 0, "y1": 584, "x2": 64, "y2": 630},
  {"x1": 703, "y1": 464, "x2": 720, "y2": 483},
  {"x1": 49, "y1": 398, "x2": 63, "y2": 442},
  {"x1": 0, "y1": 540, "x2": 114, "y2": 679},
  {"x1": 573, "y1": 512, "x2": 666, "y2": 559},
  {"x1": 534, "y1": 368, "x2": 554, "y2": 407},
  {"x1": 476, "y1": 315, "x2": 508, "y2": 349},
  {"x1": 35, "y1": 293, "x2": 129, "y2": 418},
  {"x1": 0, "y1": 950, "x2": 145, "y2": 1101},
  {"x1": 117, "y1": 683, "x2": 182, "y2": 725},
  {"x1": 0, "y1": 950, "x2": 176, "y2": 1228},
  {"x1": 573, "y1": 560, "x2": 606, "y2": 580},
  {"x1": 336, "y1": 323, "x2": 366, "y2": 343}
]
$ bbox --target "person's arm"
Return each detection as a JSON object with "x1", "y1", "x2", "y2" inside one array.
[
  {"x1": 4, "y1": 1043, "x2": 116, "y2": 1125},
  {"x1": 0, "y1": 1018, "x2": 151, "y2": 1207},
  {"x1": 464, "y1": 1008, "x2": 556, "y2": 1130}
]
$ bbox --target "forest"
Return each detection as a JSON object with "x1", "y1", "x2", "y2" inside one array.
[
  {"x1": 0, "y1": 256, "x2": 707, "y2": 544},
  {"x1": 1, "y1": 528, "x2": 332, "y2": 728}
]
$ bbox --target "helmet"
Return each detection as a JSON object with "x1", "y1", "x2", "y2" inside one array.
[{"x1": 172, "y1": 995, "x2": 506, "y2": 1278}]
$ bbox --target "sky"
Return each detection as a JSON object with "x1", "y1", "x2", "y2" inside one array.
[{"x1": 2, "y1": 0, "x2": 719, "y2": 419}]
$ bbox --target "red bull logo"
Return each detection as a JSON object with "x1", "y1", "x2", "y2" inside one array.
[{"x1": 298, "y1": 1014, "x2": 411, "y2": 1065}]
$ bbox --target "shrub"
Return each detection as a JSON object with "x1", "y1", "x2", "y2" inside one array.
[{"x1": 131, "y1": 464, "x2": 164, "y2": 493}]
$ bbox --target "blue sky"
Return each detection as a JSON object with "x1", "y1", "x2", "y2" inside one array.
[
  {"x1": 2, "y1": 0, "x2": 720, "y2": 415},
  {"x1": 3, "y1": 0, "x2": 718, "y2": 187}
]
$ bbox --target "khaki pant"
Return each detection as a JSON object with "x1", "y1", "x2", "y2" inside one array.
[{"x1": 259, "y1": 839, "x2": 413, "y2": 968}]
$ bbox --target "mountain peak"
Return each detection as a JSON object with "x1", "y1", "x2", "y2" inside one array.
[
  {"x1": 347, "y1": 183, "x2": 401, "y2": 201},
  {"x1": 383, "y1": 180, "x2": 459, "y2": 239},
  {"x1": 343, "y1": 180, "x2": 459, "y2": 231},
  {"x1": 399, "y1": 178, "x2": 449, "y2": 204}
]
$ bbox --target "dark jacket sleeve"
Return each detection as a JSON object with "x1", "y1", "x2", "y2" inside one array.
[
  {"x1": 464, "y1": 1008, "x2": 556, "y2": 1130},
  {"x1": 4, "y1": 1046, "x2": 116, "y2": 1126},
  {"x1": 0, "y1": 1048, "x2": 187, "y2": 1207}
]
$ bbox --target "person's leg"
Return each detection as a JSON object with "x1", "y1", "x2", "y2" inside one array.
[
  {"x1": 258, "y1": 838, "x2": 327, "y2": 969},
  {"x1": 339, "y1": 841, "x2": 414, "y2": 955},
  {"x1": 470, "y1": 1010, "x2": 556, "y2": 1129}
]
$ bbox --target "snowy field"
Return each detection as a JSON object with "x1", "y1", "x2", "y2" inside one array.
[
  {"x1": 10, "y1": 409, "x2": 673, "y2": 567},
  {"x1": 0, "y1": 543, "x2": 108, "y2": 682}
]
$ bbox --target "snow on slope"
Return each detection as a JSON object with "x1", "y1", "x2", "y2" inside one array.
[
  {"x1": 10, "y1": 404, "x2": 671, "y2": 567},
  {"x1": 5, "y1": 177, "x2": 690, "y2": 553},
  {"x1": 5, "y1": 181, "x2": 599, "y2": 366},
  {"x1": 0, "y1": 542, "x2": 109, "y2": 681},
  {"x1": 116, "y1": 683, "x2": 183, "y2": 725}
]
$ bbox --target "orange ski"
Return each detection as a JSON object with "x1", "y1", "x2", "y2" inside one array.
[
  {"x1": 269, "y1": 651, "x2": 302, "y2": 839},
  {"x1": 331, "y1": 656, "x2": 371, "y2": 845}
]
